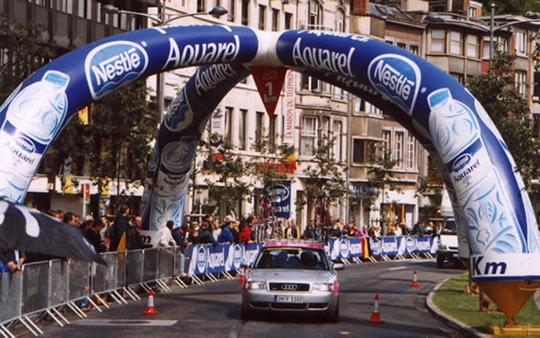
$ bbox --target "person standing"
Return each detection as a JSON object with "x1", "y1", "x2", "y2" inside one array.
[
  {"x1": 155, "y1": 220, "x2": 177, "y2": 248},
  {"x1": 110, "y1": 204, "x2": 131, "y2": 251}
]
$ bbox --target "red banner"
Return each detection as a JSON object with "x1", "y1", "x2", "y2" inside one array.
[{"x1": 251, "y1": 67, "x2": 287, "y2": 118}]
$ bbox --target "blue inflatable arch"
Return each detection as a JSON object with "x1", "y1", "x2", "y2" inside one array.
[{"x1": 1, "y1": 25, "x2": 540, "y2": 293}]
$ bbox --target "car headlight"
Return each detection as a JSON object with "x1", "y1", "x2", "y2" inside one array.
[
  {"x1": 313, "y1": 283, "x2": 334, "y2": 292},
  {"x1": 246, "y1": 281, "x2": 266, "y2": 290}
]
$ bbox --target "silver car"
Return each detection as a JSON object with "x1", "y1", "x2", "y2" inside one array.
[{"x1": 241, "y1": 241, "x2": 343, "y2": 322}]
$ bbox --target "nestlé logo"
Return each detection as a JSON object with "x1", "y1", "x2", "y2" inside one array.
[
  {"x1": 85, "y1": 41, "x2": 148, "y2": 100},
  {"x1": 368, "y1": 54, "x2": 421, "y2": 116}
]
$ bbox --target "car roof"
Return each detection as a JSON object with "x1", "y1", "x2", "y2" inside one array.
[{"x1": 262, "y1": 241, "x2": 323, "y2": 250}]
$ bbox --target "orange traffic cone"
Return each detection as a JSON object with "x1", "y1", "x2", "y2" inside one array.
[
  {"x1": 367, "y1": 294, "x2": 384, "y2": 323},
  {"x1": 410, "y1": 270, "x2": 419, "y2": 288},
  {"x1": 142, "y1": 289, "x2": 159, "y2": 315}
]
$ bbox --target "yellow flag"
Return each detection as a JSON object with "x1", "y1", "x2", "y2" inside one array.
[
  {"x1": 117, "y1": 232, "x2": 127, "y2": 252},
  {"x1": 64, "y1": 175, "x2": 73, "y2": 194},
  {"x1": 78, "y1": 106, "x2": 89, "y2": 125}
]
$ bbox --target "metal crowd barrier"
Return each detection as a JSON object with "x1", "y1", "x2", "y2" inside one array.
[{"x1": 0, "y1": 247, "x2": 188, "y2": 337}]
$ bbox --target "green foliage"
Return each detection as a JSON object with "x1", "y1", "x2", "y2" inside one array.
[
  {"x1": 299, "y1": 134, "x2": 348, "y2": 208},
  {"x1": 466, "y1": 50, "x2": 540, "y2": 188},
  {"x1": 203, "y1": 138, "x2": 253, "y2": 214},
  {"x1": 0, "y1": 14, "x2": 54, "y2": 103},
  {"x1": 480, "y1": 0, "x2": 540, "y2": 15}
]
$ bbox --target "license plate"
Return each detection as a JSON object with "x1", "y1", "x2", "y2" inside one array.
[{"x1": 275, "y1": 295, "x2": 303, "y2": 303}]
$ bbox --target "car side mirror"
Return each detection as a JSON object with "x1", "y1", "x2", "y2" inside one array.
[{"x1": 333, "y1": 263, "x2": 345, "y2": 271}]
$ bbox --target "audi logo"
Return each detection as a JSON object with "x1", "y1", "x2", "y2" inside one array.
[{"x1": 280, "y1": 284, "x2": 298, "y2": 291}]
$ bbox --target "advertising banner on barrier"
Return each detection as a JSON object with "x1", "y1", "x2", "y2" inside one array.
[
  {"x1": 243, "y1": 242, "x2": 262, "y2": 266},
  {"x1": 188, "y1": 245, "x2": 208, "y2": 276},
  {"x1": 206, "y1": 244, "x2": 227, "y2": 274},
  {"x1": 328, "y1": 238, "x2": 363, "y2": 260},
  {"x1": 225, "y1": 244, "x2": 243, "y2": 271}
]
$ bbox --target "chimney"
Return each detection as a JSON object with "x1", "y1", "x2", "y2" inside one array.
[{"x1": 352, "y1": 0, "x2": 370, "y2": 15}]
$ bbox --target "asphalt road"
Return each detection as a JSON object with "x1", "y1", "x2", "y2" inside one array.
[{"x1": 40, "y1": 259, "x2": 465, "y2": 338}]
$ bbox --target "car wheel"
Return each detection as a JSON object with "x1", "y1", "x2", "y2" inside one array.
[
  {"x1": 327, "y1": 299, "x2": 340, "y2": 323},
  {"x1": 436, "y1": 255, "x2": 445, "y2": 268}
]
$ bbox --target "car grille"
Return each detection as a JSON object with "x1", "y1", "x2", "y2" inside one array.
[
  {"x1": 269, "y1": 283, "x2": 310, "y2": 292},
  {"x1": 271, "y1": 303, "x2": 307, "y2": 310}
]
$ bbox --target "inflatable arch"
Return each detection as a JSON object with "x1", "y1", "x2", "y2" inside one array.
[{"x1": 1, "y1": 24, "x2": 540, "y2": 320}]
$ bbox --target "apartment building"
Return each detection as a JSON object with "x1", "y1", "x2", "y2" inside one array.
[{"x1": 4, "y1": 0, "x2": 538, "y2": 229}]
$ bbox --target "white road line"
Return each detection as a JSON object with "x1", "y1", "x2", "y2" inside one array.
[{"x1": 388, "y1": 266, "x2": 407, "y2": 271}]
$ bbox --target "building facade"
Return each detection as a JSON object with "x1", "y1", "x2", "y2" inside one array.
[{"x1": 3, "y1": 0, "x2": 540, "y2": 231}]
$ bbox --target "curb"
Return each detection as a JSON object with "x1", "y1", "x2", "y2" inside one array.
[{"x1": 426, "y1": 277, "x2": 490, "y2": 338}]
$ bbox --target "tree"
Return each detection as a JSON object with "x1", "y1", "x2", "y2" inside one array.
[
  {"x1": 365, "y1": 146, "x2": 401, "y2": 231},
  {"x1": 298, "y1": 134, "x2": 348, "y2": 216},
  {"x1": 480, "y1": 0, "x2": 540, "y2": 15},
  {"x1": 201, "y1": 135, "x2": 252, "y2": 218},
  {"x1": 248, "y1": 129, "x2": 296, "y2": 197},
  {"x1": 0, "y1": 14, "x2": 54, "y2": 103},
  {"x1": 466, "y1": 50, "x2": 540, "y2": 189}
]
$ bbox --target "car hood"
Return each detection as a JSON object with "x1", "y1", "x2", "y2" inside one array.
[{"x1": 249, "y1": 269, "x2": 334, "y2": 283}]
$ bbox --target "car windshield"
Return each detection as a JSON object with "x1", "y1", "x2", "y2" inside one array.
[
  {"x1": 253, "y1": 247, "x2": 329, "y2": 270},
  {"x1": 442, "y1": 219, "x2": 457, "y2": 234}
]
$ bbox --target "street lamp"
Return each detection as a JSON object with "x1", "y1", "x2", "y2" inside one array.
[
  {"x1": 424, "y1": 4, "x2": 540, "y2": 72},
  {"x1": 101, "y1": 4, "x2": 228, "y2": 122}
]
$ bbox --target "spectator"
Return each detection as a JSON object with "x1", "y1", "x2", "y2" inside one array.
[
  {"x1": 412, "y1": 222, "x2": 424, "y2": 237},
  {"x1": 128, "y1": 215, "x2": 146, "y2": 249},
  {"x1": 110, "y1": 204, "x2": 131, "y2": 251},
  {"x1": 63, "y1": 212, "x2": 79, "y2": 228},
  {"x1": 187, "y1": 228, "x2": 200, "y2": 246},
  {"x1": 85, "y1": 219, "x2": 106, "y2": 253},
  {"x1": 198, "y1": 221, "x2": 217, "y2": 245},
  {"x1": 230, "y1": 220, "x2": 240, "y2": 243},
  {"x1": 238, "y1": 220, "x2": 252, "y2": 243},
  {"x1": 303, "y1": 220, "x2": 315, "y2": 240},
  {"x1": 394, "y1": 223, "x2": 403, "y2": 237},
  {"x1": 155, "y1": 220, "x2": 177, "y2": 248},
  {"x1": 368, "y1": 225, "x2": 381, "y2": 239},
  {"x1": 171, "y1": 223, "x2": 188, "y2": 250},
  {"x1": 386, "y1": 224, "x2": 396, "y2": 236},
  {"x1": 0, "y1": 249, "x2": 24, "y2": 274},
  {"x1": 212, "y1": 221, "x2": 222, "y2": 242},
  {"x1": 218, "y1": 216, "x2": 235, "y2": 243}
]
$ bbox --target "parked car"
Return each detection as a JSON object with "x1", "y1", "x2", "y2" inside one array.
[
  {"x1": 241, "y1": 240, "x2": 343, "y2": 322},
  {"x1": 435, "y1": 218, "x2": 459, "y2": 268}
]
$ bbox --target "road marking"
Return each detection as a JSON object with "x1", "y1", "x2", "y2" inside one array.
[
  {"x1": 388, "y1": 266, "x2": 407, "y2": 271},
  {"x1": 72, "y1": 319, "x2": 177, "y2": 326}
]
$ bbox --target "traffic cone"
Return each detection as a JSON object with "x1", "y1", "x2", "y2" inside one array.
[
  {"x1": 410, "y1": 270, "x2": 420, "y2": 287},
  {"x1": 367, "y1": 294, "x2": 384, "y2": 323},
  {"x1": 142, "y1": 289, "x2": 159, "y2": 315}
]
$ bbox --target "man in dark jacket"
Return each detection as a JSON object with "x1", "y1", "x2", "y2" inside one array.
[{"x1": 110, "y1": 204, "x2": 131, "y2": 251}]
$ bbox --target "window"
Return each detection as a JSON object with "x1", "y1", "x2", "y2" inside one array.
[
  {"x1": 60, "y1": 0, "x2": 73, "y2": 13},
  {"x1": 224, "y1": 107, "x2": 233, "y2": 143},
  {"x1": 269, "y1": 115, "x2": 277, "y2": 148},
  {"x1": 272, "y1": 9, "x2": 279, "y2": 31},
  {"x1": 255, "y1": 111, "x2": 265, "y2": 150},
  {"x1": 515, "y1": 71, "x2": 527, "y2": 98},
  {"x1": 353, "y1": 97, "x2": 381, "y2": 115},
  {"x1": 516, "y1": 29, "x2": 527, "y2": 55},
  {"x1": 336, "y1": 8, "x2": 345, "y2": 32},
  {"x1": 333, "y1": 121, "x2": 342, "y2": 161},
  {"x1": 409, "y1": 45, "x2": 419, "y2": 55},
  {"x1": 407, "y1": 134, "x2": 416, "y2": 169},
  {"x1": 431, "y1": 29, "x2": 445, "y2": 53},
  {"x1": 397, "y1": 42, "x2": 406, "y2": 50},
  {"x1": 239, "y1": 109, "x2": 247, "y2": 150},
  {"x1": 450, "y1": 73, "x2": 464, "y2": 84},
  {"x1": 242, "y1": 0, "x2": 249, "y2": 26},
  {"x1": 197, "y1": 0, "x2": 206, "y2": 12},
  {"x1": 466, "y1": 35, "x2": 479, "y2": 58},
  {"x1": 300, "y1": 116, "x2": 317, "y2": 156},
  {"x1": 227, "y1": 0, "x2": 235, "y2": 22},
  {"x1": 483, "y1": 36, "x2": 509, "y2": 59},
  {"x1": 308, "y1": 0, "x2": 322, "y2": 28},
  {"x1": 353, "y1": 139, "x2": 376, "y2": 164},
  {"x1": 259, "y1": 5, "x2": 266, "y2": 30},
  {"x1": 449, "y1": 31, "x2": 462, "y2": 55},
  {"x1": 301, "y1": 74, "x2": 323, "y2": 92},
  {"x1": 285, "y1": 12, "x2": 293, "y2": 29},
  {"x1": 382, "y1": 130, "x2": 391, "y2": 157},
  {"x1": 394, "y1": 131, "x2": 404, "y2": 165}
]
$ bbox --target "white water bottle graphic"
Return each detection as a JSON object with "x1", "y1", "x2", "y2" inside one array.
[
  {"x1": 0, "y1": 70, "x2": 69, "y2": 178},
  {"x1": 0, "y1": 70, "x2": 69, "y2": 202}
]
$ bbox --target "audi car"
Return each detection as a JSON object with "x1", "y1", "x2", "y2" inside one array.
[{"x1": 241, "y1": 241, "x2": 343, "y2": 322}]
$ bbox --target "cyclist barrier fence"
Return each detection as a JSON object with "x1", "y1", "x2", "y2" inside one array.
[{"x1": 0, "y1": 236, "x2": 438, "y2": 337}]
